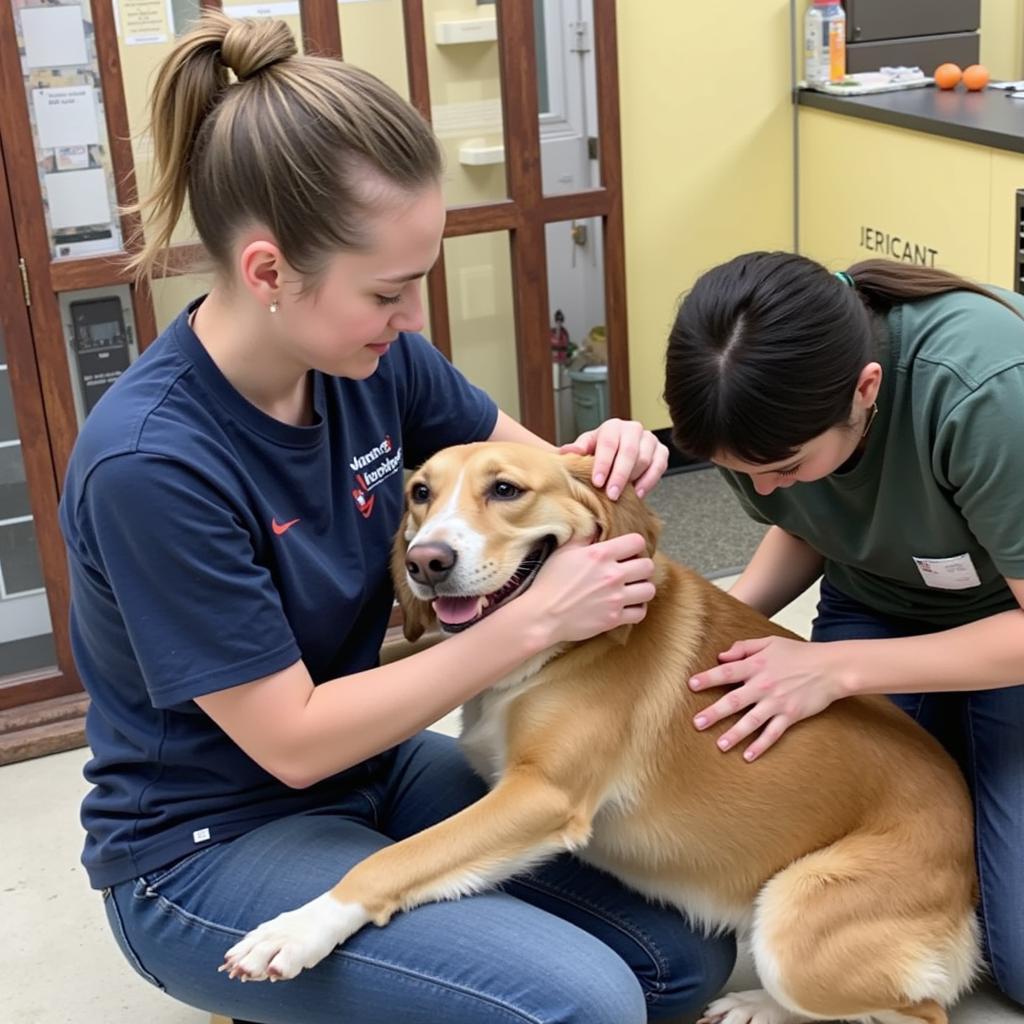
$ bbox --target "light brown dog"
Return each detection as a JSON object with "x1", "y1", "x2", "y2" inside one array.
[{"x1": 223, "y1": 442, "x2": 980, "y2": 1024}]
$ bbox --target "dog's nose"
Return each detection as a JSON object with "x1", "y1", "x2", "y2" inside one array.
[{"x1": 406, "y1": 542, "x2": 457, "y2": 587}]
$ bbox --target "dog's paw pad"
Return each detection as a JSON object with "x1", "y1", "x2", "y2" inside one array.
[{"x1": 700, "y1": 989, "x2": 806, "y2": 1024}]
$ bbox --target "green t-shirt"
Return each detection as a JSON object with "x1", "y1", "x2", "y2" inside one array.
[{"x1": 721, "y1": 288, "x2": 1024, "y2": 627}]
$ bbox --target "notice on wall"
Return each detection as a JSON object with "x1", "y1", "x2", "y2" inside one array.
[
  {"x1": 225, "y1": 2, "x2": 300, "y2": 17},
  {"x1": 32, "y1": 87, "x2": 101, "y2": 150},
  {"x1": 224, "y1": 0, "x2": 374, "y2": 22},
  {"x1": 44, "y1": 168, "x2": 112, "y2": 230},
  {"x1": 117, "y1": 0, "x2": 175, "y2": 45},
  {"x1": 21, "y1": 5, "x2": 88, "y2": 68}
]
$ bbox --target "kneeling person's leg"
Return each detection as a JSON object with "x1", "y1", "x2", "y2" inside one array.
[{"x1": 110, "y1": 809, "x2": 649, "y2": 1024}]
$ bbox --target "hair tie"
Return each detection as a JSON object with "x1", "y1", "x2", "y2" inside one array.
[{"x1": 835, "y1": 270, "x2": 855, "y2": 287}]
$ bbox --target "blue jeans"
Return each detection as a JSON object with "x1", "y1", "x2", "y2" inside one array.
[
  {"x1": 102, "y1": 730, "x2": 735, "y2": 1023},
  {"x1": 813, "y1": 578, "x2": 1024, "y2": 1006}
]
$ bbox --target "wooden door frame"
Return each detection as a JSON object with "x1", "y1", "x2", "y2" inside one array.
[
  {"x1": 0, "y1": 130, "x2": 80, "y2": 710},
  {"x1": 402, "y1": 0, "x2": 631, "y2": 436}
]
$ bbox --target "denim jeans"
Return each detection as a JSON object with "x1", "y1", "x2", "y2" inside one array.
[
  {"x1": 101, "y1": 730, "x2": 735, "y2": 1023},
  {"x1": 812, "y1": 577, "x2": 1024, "y2": 1006}
]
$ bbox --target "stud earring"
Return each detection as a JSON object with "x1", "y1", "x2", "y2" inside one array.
[{"x1": 269, "y1": 300, "x2": 279, "y2": 314}]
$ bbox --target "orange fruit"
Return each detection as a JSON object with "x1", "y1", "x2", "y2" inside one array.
[
  {"x1": 934, "y1": 63, "x2": 962, "y2": 89},
  {"x1": 962, "y1": 64, "x2": 990, "y2": 91}
]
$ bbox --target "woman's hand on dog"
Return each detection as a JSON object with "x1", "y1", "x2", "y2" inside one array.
[
  {"x1": 561, "y1": 418, "x2": 669, "y2": 501},
  {"x1": 688, "y1": 637, "x2": 848, "y2": 761},
  {"x1": 523, "y1": 533, "x2": 655, "y2": 644}
]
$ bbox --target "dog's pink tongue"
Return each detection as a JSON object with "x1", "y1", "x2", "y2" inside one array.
[{"x1": 432, "y1": 596, "x2": 483, "y2": 625}]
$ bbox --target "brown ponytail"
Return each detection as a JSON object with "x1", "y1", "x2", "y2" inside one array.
[
  {"x1": 845, "y1": 258, "x2": 1024, "y2": 320},
  {"x1": 127, "y1": 11, "x2": 441, "y2": 284}
]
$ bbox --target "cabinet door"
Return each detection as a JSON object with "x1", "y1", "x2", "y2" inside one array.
[{"x1": 845, "y1": 0, "x2": 979, "y2": 43}]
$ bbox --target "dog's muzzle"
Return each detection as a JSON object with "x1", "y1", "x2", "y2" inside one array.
[{"x1": 420, "y1": 536, "x2": 556, "y2": 633}]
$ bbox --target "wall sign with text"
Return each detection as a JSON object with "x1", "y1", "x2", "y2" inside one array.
[{"x1": 859, "y1": 226, "x2": 938, "y2": 267}]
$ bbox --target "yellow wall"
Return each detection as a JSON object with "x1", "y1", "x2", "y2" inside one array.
[
  {"x1": 981, "y1": 0, "x2": 1024, "y2": 81},
  {"x1": 337, "y1": 0, "x2": 409, "y2": 99},
  {"x1": 618, "y1": 0, "x2": 796, "y2": 428}
]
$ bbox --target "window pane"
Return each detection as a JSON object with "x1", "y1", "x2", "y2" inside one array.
[
  {"x1": 0, "y1": 520, "x2": 44, "y2": 594},
  {"x1": 0, "y1": 445, "x2": 31, "y2": 523},
  {"x1": 424, "y1": 0, "x2": 508, "y2": 204},
  {"x1": 338, "y1": 0, "x2": 409, "y2": 100},
  {"x1": 114, "y1": 0, "x2": 203, "y2": 246},
  {"x1": 0, "y1": 369, "x2": 17, "y2": 443},
  {"x1": 546, "y1": 217, "x2": 607, "y2": 444},
  {"x1": 443, "y1": 231, "x2": 518, "y2": 419},
  {"x1": 0, "y1": 324, "x2": 54, "y2": 678},
  {"x1": 537, "y1": 0, "x2": 601, "y2": 197}
]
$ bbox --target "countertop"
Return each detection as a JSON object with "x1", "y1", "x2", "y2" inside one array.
[{"x1": 797, "y1": 85, "x2": 1024, "y2": 154}]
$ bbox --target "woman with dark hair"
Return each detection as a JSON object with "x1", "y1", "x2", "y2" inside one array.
[{"x1": 664, "y1": 252, "x2": 1024, "y2": 1008}]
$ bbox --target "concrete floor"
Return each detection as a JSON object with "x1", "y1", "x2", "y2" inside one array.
[{"x1": 4, "y1": 576, "x2": 1021, "y2": 1024}]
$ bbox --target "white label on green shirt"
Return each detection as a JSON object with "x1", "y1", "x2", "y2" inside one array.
[{"x1": 913, "y1": 553, "x2": 982, "y2": 590}]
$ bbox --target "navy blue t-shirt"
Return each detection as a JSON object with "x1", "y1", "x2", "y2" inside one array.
[{"x1": 59, "y1": 302, "x2": 498, "y2": 889}]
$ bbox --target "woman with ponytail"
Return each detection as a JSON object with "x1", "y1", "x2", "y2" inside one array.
[
  {"x1": 58, "y1": 13, "x2": 729, "y2": 1024},
  {"x1": 665, "y1": 252, "x2": 1024, "y2": 1006}
]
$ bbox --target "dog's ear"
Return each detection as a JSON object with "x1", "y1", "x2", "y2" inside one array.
[
  {"x1": 561, "y1": 454, "x2": 662, "y2": 556},
  {"x1": 390, "y1": 511, "x2": 435, "y2": 643},
  {"x1": 560, "y1": 454, "x2": 662, "y2": 647}
]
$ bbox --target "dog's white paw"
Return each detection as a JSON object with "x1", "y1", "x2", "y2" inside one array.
[
  {"x1": 220, "y1": 893, "x2": 370, "y2": 982},
  {"x1": 698, "y1": 989, "x2": 807, "y2": 1024}
]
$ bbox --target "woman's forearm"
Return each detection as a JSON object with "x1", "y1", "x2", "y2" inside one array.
[
  {"x1": 297, "y1": 601, "x2": 549, "y2": 779},
  {"x1": 834, "y1": 607, "x2": 1024, "y2": 697},
  {"x1": 197, "y1": 597, "x2": 552, "y2": 788},
  {"x1": 728, "y1": 526, "x2": 824, "y2": 618}
]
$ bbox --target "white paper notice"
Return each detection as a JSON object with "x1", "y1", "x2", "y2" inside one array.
[
  {"x1": 45, "y1": 169, "x2": 112, "y2": 230},
  {"x1": 21, "y1": 5, "x2": 89, "y2": 69},
  {"x1": 225, "y1": 2, "x2": 300, "y2": 18},
  {"x1": 32, "y1": 87, "x2": 101, "y2": 150},
  {"x1": 118, "y1": 0, "x2": 174, "y2": 45}
]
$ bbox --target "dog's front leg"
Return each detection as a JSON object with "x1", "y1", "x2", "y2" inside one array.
[{"x1": 221, "y1": 769, "x2": 591, "y2": 981}]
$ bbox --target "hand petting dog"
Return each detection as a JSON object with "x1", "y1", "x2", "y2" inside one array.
[
  {"x1": 561, "y1": 417, "x2": 669, "y2": 501},
  {"x1": 689, "y1": 637, "x2": 846, "y2": 762}
]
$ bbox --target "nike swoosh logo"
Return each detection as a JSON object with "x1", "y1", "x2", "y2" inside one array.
[{"x1": 271, "y1": 517, "x2": 300, "y2": 536}]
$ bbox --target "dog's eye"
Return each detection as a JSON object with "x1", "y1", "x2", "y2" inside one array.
[
  {"x1": 491, "y1": 480, "x2": 522, "y2": 500},
  {"x1": 410, "y1": 483, "x2": 431, "y2": 504}
]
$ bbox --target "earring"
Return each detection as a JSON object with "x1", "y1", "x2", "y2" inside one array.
[{"x1": 269, "y1": 300, "x2": 279, "y2": 314}]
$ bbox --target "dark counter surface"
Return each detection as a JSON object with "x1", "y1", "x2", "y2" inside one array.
[{"x1": 797, "y1": 85, "x2": 1024, "y2": 154}]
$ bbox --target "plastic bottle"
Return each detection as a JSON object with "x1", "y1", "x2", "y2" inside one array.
[{"x1": 805, "y1": 0, "x2": 847, "y2": 85}]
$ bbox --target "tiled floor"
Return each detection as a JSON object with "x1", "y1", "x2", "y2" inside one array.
[{"x1": 4, "y1": 577, "x2": 1020, "y2": 1023}]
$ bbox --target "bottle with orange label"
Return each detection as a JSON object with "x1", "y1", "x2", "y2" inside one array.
[{"x1": 805, "y1": 0, "x2": 847, "y2": 85}]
